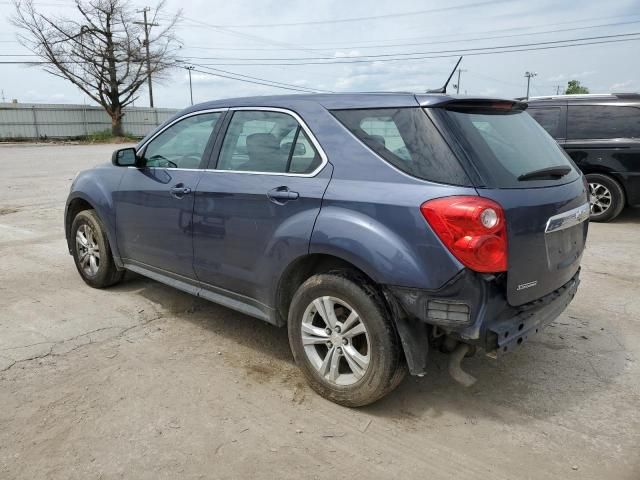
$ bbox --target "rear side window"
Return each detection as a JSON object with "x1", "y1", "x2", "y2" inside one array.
[
  {"x1": 217, "y1": 110, "x2": 322, "y2": 174},
  {"x1": 527, "y1": 107, "x2": 562, "y2": 138},
  {"x1": 432, "y1": 108, "x2": 579, "y2": 188},
  {"x1": 331, "y1": 108, "x2": 470, "y2": 185},
  {"x1": 567, "y1": 105, "x2": 640, "y2": 139}
]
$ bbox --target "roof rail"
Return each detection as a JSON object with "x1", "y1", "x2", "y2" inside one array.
[{"x1": 528, "y1": 93, "x2": 640, "y2": 101}]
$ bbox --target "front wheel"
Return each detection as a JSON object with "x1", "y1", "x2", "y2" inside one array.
[
  {"x1": 71, "y1": 209, "x2": 124, "y2": 288},
  {"x1": 288, "y1": 272, "x2": 406, "y2": 407},
  {"x1": 586, "y1": 173, "x2": 625, "y2": 222}
]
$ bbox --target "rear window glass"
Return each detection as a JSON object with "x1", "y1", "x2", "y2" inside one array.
[
  {"x1": 567, "y1": 105, "x2": 640, "y2": 139},
  {"x1": 432, "y1": 108, "x2": 579, "y2": 188},
  {"x1": 528, "y1": 107, "x2": 562, "y2": 138},
  {"x1": 331, "y1": 108, "x2": 470, "y2": 186}
]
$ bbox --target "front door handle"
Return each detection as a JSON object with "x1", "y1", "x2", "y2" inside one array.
[
  {"x1": 170, "y1": 184, "x2": 192, "y2": 198},
  {"x1": 267, "y1": 186, "x2": 299, "y2": 204}
]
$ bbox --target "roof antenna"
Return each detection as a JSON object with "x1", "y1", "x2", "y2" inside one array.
[{"x1": 427, "y1": 56, "x2": 463, "y2": 94}]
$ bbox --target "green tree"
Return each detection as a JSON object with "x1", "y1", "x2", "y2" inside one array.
[{"x1": 565, "y1": 80, "x2": 590, "y2": 95}]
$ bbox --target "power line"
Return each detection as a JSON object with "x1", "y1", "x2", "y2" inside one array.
[
  {"x1": 4, "y1": 36, "x2": 639, "y2": 67},
  {"x1": 179, "y1": 19, "x2": 640, "y2": 52},
  {"x1": 181, "y1": 36, "x2": 640, "y2": 66},
  {"x1": 171, "y1": 32, "x2": 640, "y2": 64},
  {"x1": 201, "y1": 0, "x2": 509, "y2": 28},
  {"x1": 187, "y1": 63, "x2": 333, "y2": 93},
  {"x1": 165, "y1": 15, "x2": 335, "y2": 56},
  {"x1": 186, "y1": 67, "x2": 326, "y2": 93},
  {"x1": 174, "y1": 13, "x2": 640, "y2": 47},
  {"x1": 7, "y1": 18, "x2": 636, "y2": 54}
]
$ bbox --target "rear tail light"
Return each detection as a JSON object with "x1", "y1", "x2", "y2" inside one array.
[{"x1": 420, "y1": 196, "x2": 508, "y2": 273}]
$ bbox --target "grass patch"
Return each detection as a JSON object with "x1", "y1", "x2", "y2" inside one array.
[
  {"x1": 0, "y1": 130, "x2": 140, "y2": 144},
  {"x1": 80, "y1": 130, "x2": 139, "y2": 143}
]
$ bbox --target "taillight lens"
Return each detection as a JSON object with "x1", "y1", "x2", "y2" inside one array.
[{"x1": 420, "y1": 196, "x2": 508, "y2": 273}]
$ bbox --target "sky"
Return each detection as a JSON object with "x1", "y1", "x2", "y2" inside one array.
[{"x1": 1, "y1": 0, "x2": 640, "y2": 108}]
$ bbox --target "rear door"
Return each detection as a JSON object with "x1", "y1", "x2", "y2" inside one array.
[
  {"x1": 430, "y1": 103, "x2": 589, "y2": 306},
  {"x1": 192, "y1": 108, "x2": 332, "y2": 307}
]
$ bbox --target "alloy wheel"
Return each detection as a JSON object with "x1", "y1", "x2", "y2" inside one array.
[
  {"x1": 589, "y1": 182, "x2": 612, "y2": 215},
  {"x1": 75, "y1": 223, "x2": 101, "y2": 277},
  {"x1": 300, "y1": 296, "x2": 370, "y2": 386}
]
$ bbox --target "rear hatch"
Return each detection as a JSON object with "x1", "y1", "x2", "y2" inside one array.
[{"x1": 428, "y1": 99, "x2": 589, "y2": 306}]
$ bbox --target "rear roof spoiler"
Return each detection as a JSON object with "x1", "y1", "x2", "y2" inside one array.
[{"x1": 417, "y1": 96, "x2": 528, "y2": 111}]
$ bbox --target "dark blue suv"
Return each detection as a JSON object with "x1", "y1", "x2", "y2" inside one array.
[{"x1": 65, "y1": 93, "x2": 589, "y2": 406}]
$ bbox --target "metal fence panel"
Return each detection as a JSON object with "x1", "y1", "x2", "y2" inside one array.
[{"x1": 0, "y1": 103, "x2": 179, "y2": 140}]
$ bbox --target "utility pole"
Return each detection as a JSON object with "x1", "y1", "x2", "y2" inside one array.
[
  {"x1": 524, "y1": 71, "x2": 537, "y2": 100},
  {"x1": 454, "y1": 68, "x2": 467, "y2": 94},
  {"x1": 554, "y1": 84, "x2": 563, "y2": 95},
  {"x1": 186, "y1": 66, "x2": 195, "y2": 105},
  {"x1": 134, "y1": 7, "x2": 159, "y2": 108}
]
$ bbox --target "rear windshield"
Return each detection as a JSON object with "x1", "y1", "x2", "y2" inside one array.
[
  {"x1": 431, "y1": 107, "x2": 579, "y2": 188},
  {"x1": 331, "y1": 108, "x2": 471, "y2": 186}
]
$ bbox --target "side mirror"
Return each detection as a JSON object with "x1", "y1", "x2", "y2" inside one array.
[{"x1": 112, "y1": 147, "x2": 137, "y2": 167}]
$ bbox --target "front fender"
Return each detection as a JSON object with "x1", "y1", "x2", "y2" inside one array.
[
  {"x1": 310, "y1": 205, "x2": 463, "y2": 289},
  {"x1": 65, "y1": 166, "x2": 124, "y2": 265}
]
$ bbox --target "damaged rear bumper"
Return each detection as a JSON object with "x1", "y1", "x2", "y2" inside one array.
[{"x1": 386, "y1": 269, "x2": 581, "y2": 374}]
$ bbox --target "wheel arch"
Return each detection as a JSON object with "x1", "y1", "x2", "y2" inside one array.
[
  {"x1": 583, "y1": 170, "x2": 628, "y2": 205},
  {"x1": 275, "y1": 253, "x2": 376, "y2": 326},
  {"x1": 65, "y1": 192, "x2": 123, "y2": 267}
]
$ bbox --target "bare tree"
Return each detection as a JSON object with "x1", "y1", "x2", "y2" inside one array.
[{"x1": 12, "y1": 0, "x2": 181, "y2": 136}]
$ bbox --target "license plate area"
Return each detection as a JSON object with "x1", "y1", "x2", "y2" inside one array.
[
  {"x1": 545, "y1": 225, "x2": 585, "y2": 270},
  {"x1": 544, "y1": 203, "x2": 589, "y2": 270}
]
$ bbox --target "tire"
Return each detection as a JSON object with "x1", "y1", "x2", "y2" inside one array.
[
  {"x1": 586, "y1": 173, "x2": 625, "y2": 223},
  {"x1": 70, "y1": 209, "x2": 124, "y2": 288},
  {"x1": 288, "y1": 272, "x2": 406, "y2": 407}
]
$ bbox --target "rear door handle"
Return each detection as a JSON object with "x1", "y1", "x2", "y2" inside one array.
[
  {"x1": 267, "y1": 186, "x2": 299, "y2": 204},
  {"x1": 170, "y1": 184, "x2": 192, "y2": 198}
]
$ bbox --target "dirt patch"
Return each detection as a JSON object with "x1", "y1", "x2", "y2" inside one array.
[{"x1": 0, "y1": 207, "x2": 19, "y2": 215}]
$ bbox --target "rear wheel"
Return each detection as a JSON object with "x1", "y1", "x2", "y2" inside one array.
[
  {"x1": 586, "y1": 173, "x2": 625, "y2": 222},
  {"x1": 288, "y1": 272, "x2": 406, "y2": 407},
  {"x1": 71, "y1": 209, "x2": 124, "y2": 288}
]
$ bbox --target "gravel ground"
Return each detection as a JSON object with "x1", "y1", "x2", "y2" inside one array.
[{"x1": 1, "y1": 143, "x2": 639, "y2": 480}]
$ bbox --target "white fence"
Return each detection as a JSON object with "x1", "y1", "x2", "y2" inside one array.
[{"x1": 0, "y1": 103, "x2": 180, "y2": 140}]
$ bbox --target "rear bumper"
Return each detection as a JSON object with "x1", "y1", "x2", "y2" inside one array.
[
  {"x1": 388, "y1": 268, "x2": 580, "y2": 369},
  {"x1": 483, "y1": 272, "x2": 579, "y2": 356}
]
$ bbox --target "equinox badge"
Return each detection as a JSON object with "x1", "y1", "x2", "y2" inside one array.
[{"x1": 517, "y1": 281, "x2": 538, "y2": 291}]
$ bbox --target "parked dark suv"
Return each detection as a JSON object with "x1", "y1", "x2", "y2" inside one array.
[
  {"x1": 527, "y1": 93, "x2": 640, "y2": 222},
  {"x1": 65, "y1": 93, "x2": 589, "y2": 406}
]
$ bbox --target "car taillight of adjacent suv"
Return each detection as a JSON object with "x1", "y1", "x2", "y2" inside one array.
[{"x1": 65, "y1": 93, "x2": 589, "y2": 406}]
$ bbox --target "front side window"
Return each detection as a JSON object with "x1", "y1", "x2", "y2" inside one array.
[
  {"x1": 331, "y1": 108, "x2": 470, "y2": 185},
  {"x1": 143, "y1": 112, "x2": 222, "y2": 169},
  {"x1": 567, "y1": 105, "x2": 640, "y2": 139},
  {"x1": 527, "y1": 107, "x2": 562, "y2": 138},
  {"x1": 216, "y1": 110, "x2": 322, "y2": 174}
]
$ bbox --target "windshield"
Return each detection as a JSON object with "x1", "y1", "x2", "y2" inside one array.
[{"x1": 431, "y1": 107, "x2": 579, "y2": 188}]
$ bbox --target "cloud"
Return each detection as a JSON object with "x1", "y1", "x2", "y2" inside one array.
[
  {"x1": 546, "y1": 74, "x2": 566, "y2": 82},
  {"x1": 610, "y1": 80, "x2": 634, "y2": 91}
]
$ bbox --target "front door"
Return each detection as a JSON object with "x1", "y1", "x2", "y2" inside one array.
[
  {"x1": 114, "y1": 110, "x2": 225, "y2": 278},
  {"x1": 192, "y1": 109, "x2": 331, "y2": 307}
]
